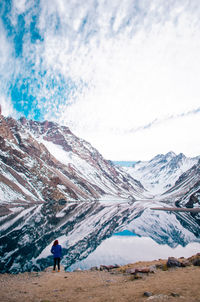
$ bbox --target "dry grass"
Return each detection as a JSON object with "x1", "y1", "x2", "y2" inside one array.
[{"x1": 1, "y1": 258, "x2": 200, "y2": 302}]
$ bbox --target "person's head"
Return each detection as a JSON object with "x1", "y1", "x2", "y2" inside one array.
[{"x1": 53, "y1": 240, "x2": 59, "y2": 246}]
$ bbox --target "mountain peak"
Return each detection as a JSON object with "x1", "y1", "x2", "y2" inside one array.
[
  {"x1": 0, "y1": 115, "x2": 147, "y2": 204},
  {"x1": 177, "y1": 152, "x2": 186, "y2": 159},
  {"x1": 165, "y1": 151, "x2": 176, "y2": 158},
  {"x1": 126, "y1": 151, "x2": 199, "y2": 194}
]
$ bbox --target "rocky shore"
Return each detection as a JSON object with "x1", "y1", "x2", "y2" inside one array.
[{"x1": 0, "y1": 254, "x2": 200, "y2": 302}]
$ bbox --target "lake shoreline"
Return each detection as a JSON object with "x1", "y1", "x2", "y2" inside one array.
[{"x1": 1, "y1": 254, "x2": 200, "y2": 302}]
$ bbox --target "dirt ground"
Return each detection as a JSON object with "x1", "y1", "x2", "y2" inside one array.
[{"x1": 0, "y1": 261, "x2": 200, "y2": 302}]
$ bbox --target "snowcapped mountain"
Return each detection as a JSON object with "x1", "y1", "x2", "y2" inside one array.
[
  {"x1": 162, "y1": 160, "x2": 200, "y2": 210},
  {"x1": 124, "y1": 151, "x2": 199, "y2": 195},
  {"x1": 0, "y1": 112, "x2": 200, "y2": 273},
  {"x1": 0, "y1": 114, "x2": 147, "y2": 204},
  {"x1": 122, "y1": 154, "x2": 200, "y2": 239}
]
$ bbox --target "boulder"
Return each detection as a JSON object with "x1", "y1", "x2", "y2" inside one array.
[
  {"x1": 90, "y1": 266, "x2": 98, "y2": 271},
  {"x1": 170, "y1": 292, "x2": 180, "y2": 297},
  {"x1": 180, "y1": 259, "x2": 191, "y2": 267},
  {"x1": 100, "y1": 265, "x2": 109, "y2": 271},
  {"x1": 144, "y1": 292, "x2": 153, "y2": 297},
  {"x1": 189, "y1": 253, "x2": 200, "y2": 266},
  {"x1": 167, "y1": 257, "x2": 181, "y2": 268},
  {"x1": 193, "y1": 258, "x2": 200, "y2": 266},
  {"x1": 126, "y1": 266, "x2": 154, "y2": 274},
  {"x1": 126, "y1": 268, "x2": 137, "y2": 274},
  {"x1": 99, "y1": 264, "x2": 120, "y2": 271},
  {"x1": 146, "y1": 294, "x2": 169, "y2": 301}
]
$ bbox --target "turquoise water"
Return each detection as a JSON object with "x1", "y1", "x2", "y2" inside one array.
[{"x1": 113, "y1": 230, "x2": 138, "y2": 236}]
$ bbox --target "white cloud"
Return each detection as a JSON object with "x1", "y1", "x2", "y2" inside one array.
[
  {"x1": 0, "y1": 20, "x2": 14, "y2": 81},
  {"x1": 1, "y1": 0, "x2": 200, "y2": 160},
  {"x1": 38, "y1": 0, "x2": 200, "y2": 159},
  {"x1": 0, "y1": 95, "x2": 17, "y2": 117},
  {"x1": 13, "y1": 0, "x2": 27, "y2": 14},
  {"x1": 82, "y1": 113, "x2": 200, "y2": 161}
]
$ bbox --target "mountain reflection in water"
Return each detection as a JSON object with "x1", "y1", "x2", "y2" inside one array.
[{"x1": 67, "y1": 231, "x2": 200, "y2": 271}]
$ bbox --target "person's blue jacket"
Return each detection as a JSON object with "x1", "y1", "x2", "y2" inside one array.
[{"x1": 51, "y1": 244, "x2": 62, "y2": 258}]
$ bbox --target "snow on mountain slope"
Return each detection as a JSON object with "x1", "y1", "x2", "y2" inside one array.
[
  {"x1": 1, "y1": 112, "x2": 200, "y2": 274},
  {"x1": 161, "y1": 160, "x2": 200, "y2": 211},
  {"x1": 0, "y1": 114, "x2": 148, "y2": 204},
  {"x1": 124, "y1": 152, "x2": 199, "y2": 195}
]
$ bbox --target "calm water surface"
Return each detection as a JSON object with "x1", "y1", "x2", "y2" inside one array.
[{"x1": 67, "y1": 231, "x2": 200, "y2": 271}]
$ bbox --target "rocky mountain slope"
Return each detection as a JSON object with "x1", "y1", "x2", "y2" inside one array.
[
  {"x1": 0, "y1": 113, "x2": 147, "y2": 204},
  {"x1": 162, "y1": 160, "x2": 200, "y2": 203},
  {"x1": 0, "y1": 111, "x2": 200, "y2": 273},
  {"x1": 124, "y1": 152, "x2": 200, "y2": 231},
  {"x1": 124, "y1": 152, "x2": 199, "y2": 195},
  {"x1": 159, "y1": 160, "x2": 200, "y2": 226},
  {"x1": 0, "y1": 112, "x2": 150, "y2": 273}
]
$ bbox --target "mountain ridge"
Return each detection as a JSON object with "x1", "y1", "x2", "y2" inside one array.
[
  {"x1": 0, "y1": 112, "x2": 200, "y2": 273},
  {"x1": 0, "y1": 113, "x2": 148, "y2": 204},
  {"x1": 124, "y1": 151, "x2": 200, "y2": 195}
]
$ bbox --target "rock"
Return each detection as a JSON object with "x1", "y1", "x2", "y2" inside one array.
[
  {"x1": 129, "y1": 273, "x2": 143, "y2": 280},
  {"x1": 180, "y1": 259, "x2": 191, "y2": 267},
  {"x1": 100, "y1": 264, "x2": 119, "y2": 271},
  {"x1": 167, "y1": 257, "x2": 181, "y2": 268},
  {"x1": 187, "y1": 253, "x2": 200, "y2": 266},
  {"x1": 193, "y1": 258, "x2": 200, "y2": 266},
  {"x1": 90, "y1": 266, "x2": 98, "y2": 271},
  {"x1": 126, "y1": 267, "x2": 154, "y2": 274},
  {"x1": 100, "y1": 265, "x2": 109, "y2": 271},
  {"x1": 170, "y1": 292, "x2": 180, "y2": 297},
  {"x1": 144, "y1": 292, "x2": 153, "y2": 297},
  {"x1": 155, "y1": 263, "x2": 164, "y2": 269},
  {"x1": 147, "y1": 294, "x2": 169, "y2": 301},
  {"x1": 149, "y1": 265, "x2": 156, "y2": 273},
  {"x1": 138, "y1": 267, "x2": 151, "y2": 273},
  {"x1": 126, "y1": 268, "x2": 137, "y2": 274}
]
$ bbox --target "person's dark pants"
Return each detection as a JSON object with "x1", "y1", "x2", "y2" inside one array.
[{"x1": 53, "y1": 257, "x2": 61, "y2": 270}]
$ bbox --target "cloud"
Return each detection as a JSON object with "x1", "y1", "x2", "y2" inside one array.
[
  {"x1": 1, "y1": 0, "x2": 200, "y2": 159},
  {"x1": 0, "y1": 95, "x2": 17, "y2": 117},
  {"x1": 84, "y1": 112, "x2": 200, "y2": 161},
  {"x1": 125, "y1": 107, "x2": 200, "y2": 134}
]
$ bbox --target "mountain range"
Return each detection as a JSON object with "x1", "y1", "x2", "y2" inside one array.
[
  {"x1": 124, "y1": 151, "x2": 200, "y2": 195},
  {"x1": 0, "y1": 110, "x2": 200, "y2": 273}
]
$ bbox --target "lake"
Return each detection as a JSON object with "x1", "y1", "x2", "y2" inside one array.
[{"x1": 67, "y1": 230, "x2": 200, "y2": 271}]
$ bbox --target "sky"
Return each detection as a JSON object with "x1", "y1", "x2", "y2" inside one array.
[{"x1": 0, "y1": 0, "x2": 200, "y2": 161}]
